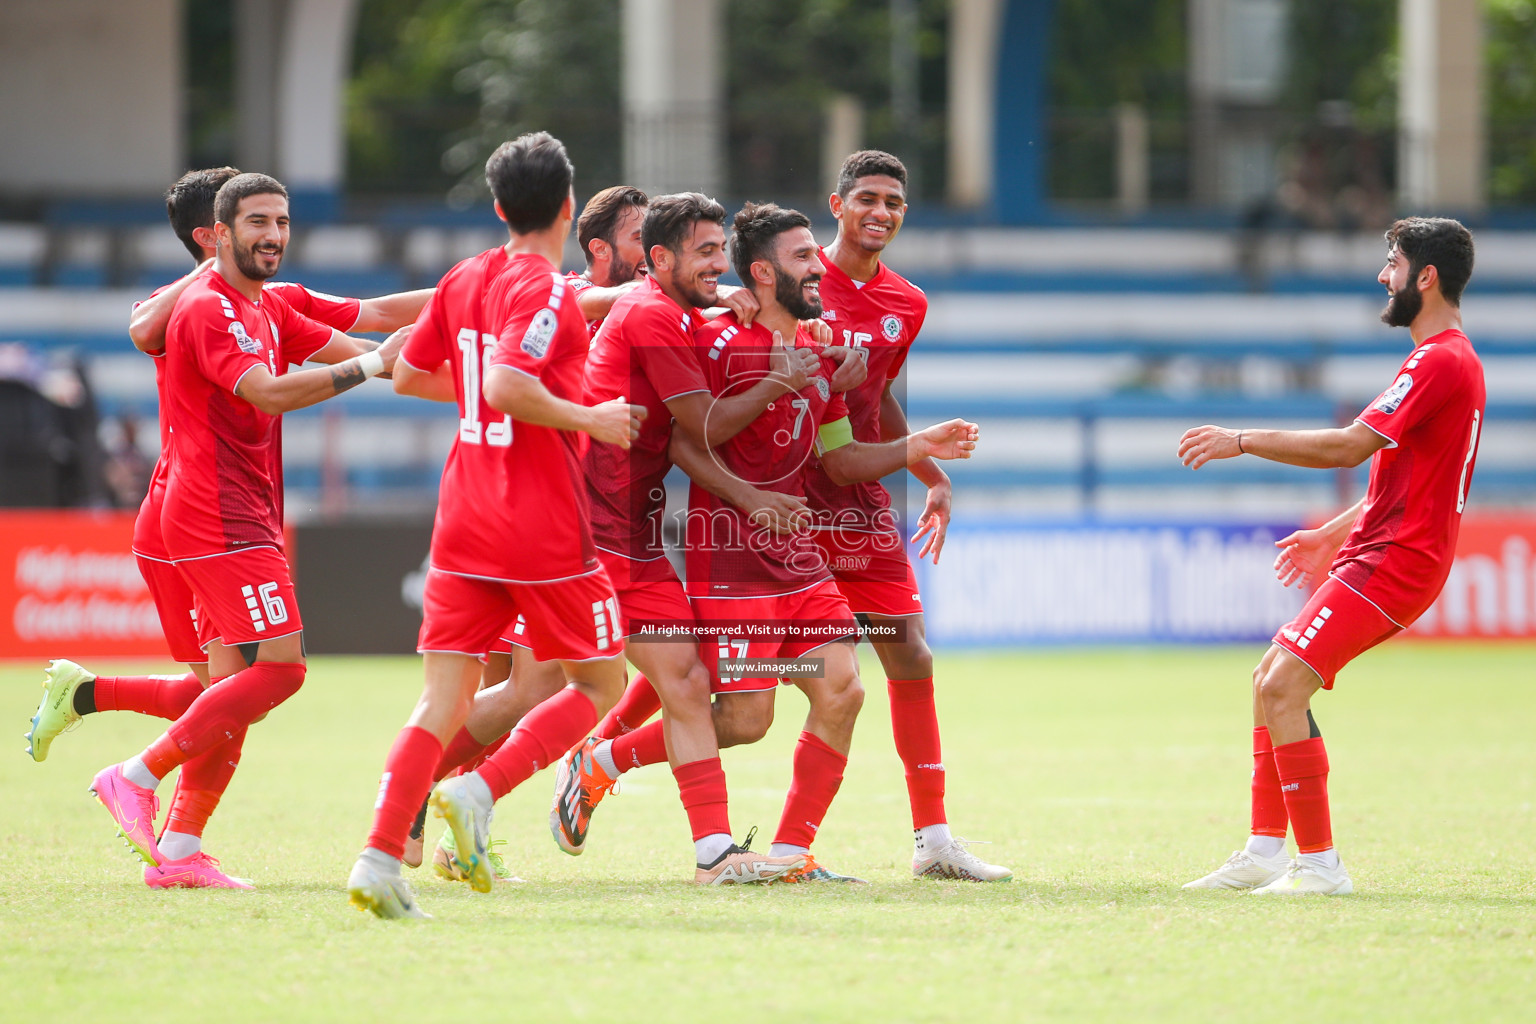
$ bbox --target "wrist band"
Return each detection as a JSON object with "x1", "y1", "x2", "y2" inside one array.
[
  {"x1": 1237, "y1": 430, "x2": 1246, "y2": 454},
  {"x1": 357, "y1": 350, "x2": 385, "y2": 378}
]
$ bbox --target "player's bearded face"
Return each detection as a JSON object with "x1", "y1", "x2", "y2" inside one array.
[
  {"x1": 772, "y1": 260, "x2": 823, "y2": 320},
  {"x1": 673, "y1": 222, "x2": 728, "y2": 308},
  {"x1": 1380, "y1": 274, "x2": 1422, "y2": 327},
  {"x1": 226, "y1": 196, "x2": 289, "y2": 282}
]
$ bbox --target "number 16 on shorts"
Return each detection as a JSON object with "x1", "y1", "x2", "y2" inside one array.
[{"x1": 242, "y1": 581, "x2": 289, "y2": 632}]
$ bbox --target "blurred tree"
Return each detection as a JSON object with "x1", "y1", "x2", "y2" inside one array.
[
  {"x1": 1487, "y1": 0, "x2": 1536, "y2": 203},
  {"x1": 186, "y1": 0, "x2": 236, "y2": 171}
]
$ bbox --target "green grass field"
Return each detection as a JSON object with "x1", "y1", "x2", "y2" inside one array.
[{"x1": 2, "y1": 644, "x2": 1533, "y2": 1022}]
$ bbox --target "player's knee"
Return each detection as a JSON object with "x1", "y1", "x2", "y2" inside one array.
[
  {"x1": 1256, "y1": 668, "x2": 1303, "y2": 711},
  {"x1": 825, "y1": 673, "x2": 865, "y2": 725},
  {"x1": 714, "y1": 699, "x2": 771, "y2": 746},
  {"x1": 677, "y1": 663, "x2": 713, "y2": 707}
]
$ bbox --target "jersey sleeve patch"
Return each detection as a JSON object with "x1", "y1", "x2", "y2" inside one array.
[
  {"x1": 1374, "y1": 373, "x2": 1413, "y2": 414},
  {"x1": 521, "y1": 307, "x2": 559, "y2": 358}
]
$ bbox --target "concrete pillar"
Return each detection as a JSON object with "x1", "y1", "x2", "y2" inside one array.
[
  {"x1": 235, "y1": 0, "x2": 359, "y2": 215},
  {"x1": 622, "y1": 0, "x2": 724, "y2": 197},
  {"x1": 946, "y1": 0, "x2": 1006, "y2": 208},
  {"x1": 823, "y1": 95, "x2": 865, "y2": 195},
  {"x1": 0, "y1": 0, "x2": 181, "y2": 195},
  {"x1": 1115, "y1": 103, "x2": 1150, "y2": 213},
  {"x1": 1399, "y1": 0, "x2": 1485, "y2": 211}
]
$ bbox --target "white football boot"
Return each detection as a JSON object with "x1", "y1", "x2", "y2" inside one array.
[
  {"x1": 1249, "y1": 855, "x2": 1353, "y2": 896},
  {"x1": 1183, "y1": 848, "x2": 1290, "y2": 890},
  {"x1": 913, "y1": 837, "x2": 1013, "y2": 882}
]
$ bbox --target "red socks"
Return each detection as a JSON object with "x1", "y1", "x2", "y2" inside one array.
[
  {"x1": 140, "y1": 661, "x2": 306, "y2": 778},
  {"x1": 477, "y1": 688, "x2": 597, "y2": 801},
  {"x1": 593, "y1": 674, "x2": 661, "y2": 739},
  {"x1": 1250, "y1": 726, "x2": 1288, "y2": 839},
  {"x1": 773, "y1": 731, "x2": 847, "y2": 849},
  {"x1": 95, "y1": 672, "x2": 204, "y2": 720},
  {"x1": 611, "y1": 719, "x2": 668, "y2": 771},
  {"x1": 434, "y1": 727, "x2": 493, "y2": 782},
  {"x1": 365, "y1": 726, "x2": 444, "y2": 860},
  {"x1": 164, "y1": 726, "x2": 246, "y2": 838},
  {"x1": 888, "y1": 677, "x2": 946, "y2": 829},
  {"x1": 673, "y1": 756, "x2": 731, "y2": 840},
  {"x1": 1273, "y1": 737, "x2": 1332, "y2": 853}
]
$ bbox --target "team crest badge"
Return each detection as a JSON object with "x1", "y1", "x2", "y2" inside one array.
[
  {"x1": 229, "y1": 321, "x2": 260, "y2": 355},
  {"x1": 1374, "y1": 373, "x2": 1413, "y2": 414},
  {"x1": 813, "y1": 376, "x2": 831, "y2": 400},
  {"x1": 521, "y1": 308, "x2": 558, "y2": 358},
  {"x1": 880, "y1": 314, "x2": 902, "y2": 341}
]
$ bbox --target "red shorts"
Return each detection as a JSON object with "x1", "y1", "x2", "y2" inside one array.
[
  {"x1": 419, "y1": 567, "x2": 621, "y2": 663},
  {"x1": 134, "y1": 554, "x2": 206, "y2": 664},
  {"x1": 1271, "y1": 574, "x2": 1401, "y2": 689},
  {"x1": 497, "y1": 552, "x2": 695, "y2": 653},
  {"x1": 173, "y1": 546, "x2": 302, "y2": 650},
  {"x1": 813, "y1": 529, "x2": 923, "y2": 617},
  {"x1": 692, "y1": 581, "x2": 858, "y2": 694}
]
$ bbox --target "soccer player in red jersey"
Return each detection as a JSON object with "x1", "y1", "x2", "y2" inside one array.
[
  {"x1": 346, "y1": 132, "x2": 644, "y2": 918},
  {"x1": 564, "y1": 184, "x2": 650, "y2": 334},
  {"x1": 570, "y1": 202, "x2": 980, "y2": 882},
  {"x1": 799, "y1": 150, "x2": 1012, "y2": 881},
  {"x1": 1179, "y1": 218, "x2": 1483, "y2": 895},
  {"x1": 79, "y1": 172, "x2": 408, "y2": 888}
]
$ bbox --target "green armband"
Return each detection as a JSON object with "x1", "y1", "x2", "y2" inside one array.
[{"x1": 816, "y1": 416, "x2": 854, "y2": 455}]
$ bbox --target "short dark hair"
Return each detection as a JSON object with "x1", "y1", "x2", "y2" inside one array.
[
  {"x1": 1385, "y1": 217, "x2": 1475, "y2": 306},
  {"x1": 578, "y1": 185, "x2": 649, "y2": 265},
  {"x1": 730, "y1": 202, "x2": 812, "y2": 284},
  {"x1": 485, "y1": 132, "x2": 574, "y2": 234},
  {"x1": 641, "y1": 193, "x2": 727, "y2": 269},
  {"x1": 213, "y1": 172, "x2": 289, "y2": 229},
  {"x1": 166, "y1": 167, "x2": 240, "y2": 260},
  {"x1": 836, "y1": 149, "x2": 908, "y2": 199}
]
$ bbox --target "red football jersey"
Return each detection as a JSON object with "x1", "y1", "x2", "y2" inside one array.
[
  {"x1": 564, "y1": 271, "x2": 605, "y2": 338},
  {"x1": 159, "y1": 271, "x2": 333, "y2": 558},
  {"x1": 401, "y1": 249, "x2": 598, "y2": 582},
  {"x1": 582, "y1": 275, "x2": 710, "y2": 560},
  {"x1": 1332, "y1": 329, "x2": 1486, "y2": 623},
  {"x1": 134, "y1": 280, "x2": 358, "y2": 560},
  {"x1": 803, "y1": 249, "x2": 928, "y2": 528},
  {"x1": 685, "y1": 316, "x2": 848, "y2": 597}
]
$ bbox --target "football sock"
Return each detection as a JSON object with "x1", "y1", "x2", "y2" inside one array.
[
  {"x1": 1273, "y1": 736, "x2": 1332, "y2": 854},
  {"x1": 162, "y1": 726, "x2": 246, "y2": 847},
  {"x1": 72, "y1": 679, "x2": 96, "y2": 715},
  {"x1": 463, "y1": 733, "x2": 507, "y2": 774},
  {"x1": 915, "y1": 824, "x2": 952, "y2": 853},
  {"x1": 1250, "y1": 726, "x2": 1289, "y2": 841},
  {"x1": 674, "y1": 756, "x2": 730, "y2": 841},
  {"x1": 139, "y1": 661, "x2": 305, "y2": 778},
  {"x1": 1298, "y1": 848, "x2": 1341, "y2": 870},
  {"x1": 888, "y1": 677, "x2": 946, "y2": 829},
  {"x1": 359, "y1": 845, "x2": 402, "y2": 876},
  {"x1": 1245, "y1": 834, "x2": 1287, "y2": 859},
  {"x1": 92, "y1": 672, "x2": 204, "y2": 720},
  {"x1": 434, "y1": 726, "x2": 492, "y2": 782},
  {"x1": 461, "y1": 771, "x2": 495, "y2": 810},
  {"x1": 772, "y1": 731, "x2": 847, "y2": 850},
  {"x1": 594, "y1": 674, "x2": 662, "y2": 739},
  {"x1": 609, "y1": 719, "x2": 668, "y2": 772},
  {"x1": 364, "y1": 726, "x2": 444, "y2": 861},
  {"x1": 770, "y1": 843, "x2": 810, "y2": 857},
  {"x1": 159, "y1": 830, "x2": 201, "y2": 861},
  {"x1": 477, "y1": 687, "x2": 597, "y2": 801},
  {"x1": 121, "y1": 755, "x2": 160, "y2": 789},
  {"x1": 592, "y1": 738, "x2": 621, "y2": 779},
  {"x1": 695, "y1": 833, "x2": 734, "y2": 865}
]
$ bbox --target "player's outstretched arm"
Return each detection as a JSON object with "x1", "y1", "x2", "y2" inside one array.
[
  {"x1": 819, "y1": 417, "x2": 979, "y2": 487},
  {"x1": 352, "y1": 288, "x2": 435, "y2": 333},
  {"x1": 1179, "y1": 421, "x2": 1389, "y2": 470},
  {"x1": 128, "y1": 258, "x2": 214, "y2": 353},
  {"x1": 878, "y1": 383, "x2": 954, "y2": 562},
  {"x1": 574, "y1": 279, "x2": 642, "y2": 322},
  {"x1": 1273, "y1": 497, "x2": 1366, "y2": 588},
  {"x1": 483, "y1": 365, "x2": 644, "y2": 447},
  {"x1": 669, "y1": 333, "x2": 818, "y2": 447},
  {"x1": 235, "y1": 325, "x2": 408, "y2": 414},
  {"x1": 668, "y1": 429, "x2": 811, "y2": 535}
]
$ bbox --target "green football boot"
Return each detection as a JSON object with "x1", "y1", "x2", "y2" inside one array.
[{"x1": 25, "y1": 660, "x2": 93, "y2": 762}]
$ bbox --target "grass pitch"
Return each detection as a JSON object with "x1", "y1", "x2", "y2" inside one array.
[{"x1": 1, "y1": 644, "x2": 1533, "y2": 1022}]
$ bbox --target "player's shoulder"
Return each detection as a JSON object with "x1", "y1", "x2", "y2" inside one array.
[
  {"x1": 168, "y1": 274, "x2": 233, "y2": 324},
  {"x1": 565, "y1": 271, "x2": 594, "y2": 292},
  {"x1": 876, "y1": 262, "x2": 927, "y2": 311},
  {"x1": 1405, "y1": 330, "x2": 1477, "y2": 374}
]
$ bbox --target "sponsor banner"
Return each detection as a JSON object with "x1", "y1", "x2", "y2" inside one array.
[
  {"x1": 1407, "y1": 516, "x2": 1536, "y2": 639},
  {"x1": 0, "y1": 510, "x2": 167, "y2": 658},
  {"x1": 916, "y1": 522, "x2": 1309, "y2": 645}
]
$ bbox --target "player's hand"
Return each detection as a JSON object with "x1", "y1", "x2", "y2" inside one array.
[
  {"x1": 1273, "y1": 527, "x2": 1337, "y2": 589},
  {"x1": 911, "y1": 477, "x2": 953, "y2": 564},
  {"x1": 910, "y1": 419, "x2": 979, "y2": 462},
  {"x1": 745, "y1": 490, "x2": 813, "y2": 535},
  {"x1": 377, "y1": 323, "x2": 412, "y2": 375},
  {"x1": 801, "y1": 317, "x2": 834, "y2": 347},
  {"x1": 821, "y1": 344, "x2": 869, "y2": 393},
  {"x1": 590, "y1": 397, "x2": 647, "y2": 448},
  {"x1": 1178, "y1": 425, "x2": 1242, "y2": 469},
  {"x1": 720, "y1": 286, "x2": 761, "y2": 328},
  {"x1": 769, "y1": 332, "x2": 818, "y2": 392}
]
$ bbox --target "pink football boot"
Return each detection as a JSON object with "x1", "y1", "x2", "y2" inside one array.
[
  {"x1": 89, "y1": 765, "x2": 161, "y2": 866},
  {"x1": 145, "y1": 852, "x2": 254, "y2": 890}
]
